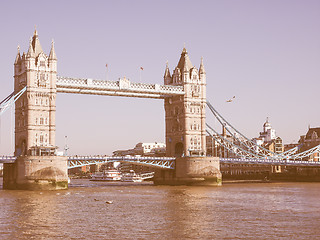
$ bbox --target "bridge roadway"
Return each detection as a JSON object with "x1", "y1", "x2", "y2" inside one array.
[
  {"x1": 56, "y1": 76, "x2": 185, "y2": 99},
  {"x1": 1, "y1": 156, "x2": 320, "y2": 169}
]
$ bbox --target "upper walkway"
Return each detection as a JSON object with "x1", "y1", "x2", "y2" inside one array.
[{"x1": 56, "y1": 76, "x2": 185, "y2": 99}]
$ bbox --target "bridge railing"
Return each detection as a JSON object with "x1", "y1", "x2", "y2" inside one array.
[
  {"x1": 220, "y1": 157, "x2": 320, "y2": 166},
  {"x1": 67, "y1": 155, "x2": 176, "y2": 169}
]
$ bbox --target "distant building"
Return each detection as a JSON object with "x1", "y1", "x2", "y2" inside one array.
[
  {"x1": 259, "y1": 117, "x2": 276, "y2": 142},
  {"x1": 253, "y1": 118, "x2": 284, "y2": 154},
  {"x1": 298, "y1": 127, "x2": 320, "y2": 161},
  {"x1": 111, "y1": 142, "x2": 165, "y2": 173},
  {"x1": 284, "y1": 143, "x2": 299, "y2": 152},
  {"x1": 112, "y1": 142, "x2": 166, "y2": 157},
  {"x1": 263, "y1": 136, "x2": 284, "y2": 154},
  {"x1": 134, "y1": 142, "x2": 166, "y2": 156}
]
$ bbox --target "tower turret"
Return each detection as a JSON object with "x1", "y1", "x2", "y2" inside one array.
[
  {"x1": 27, "y1": 37, "x2": 35, "y2": 58},
  {"x1": 14, "y1": 46, "x2": 21, "y2": 64},
  {"x1": 199, "y1": 56, "x2": 206, "y2": 84},
  {"x1": 164, "y1": 61, "x2": 172, "y2": 85},
  {"x1": 48, "y1": 39, "x2": 57, "y2": 72}
]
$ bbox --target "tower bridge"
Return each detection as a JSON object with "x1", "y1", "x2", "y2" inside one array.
[
  {"x1": 1, "y1": 29, "x2": 319, "y2": 189},
  {"x1": 1, "y1": 29, "x2": 221, "y2": 190}
]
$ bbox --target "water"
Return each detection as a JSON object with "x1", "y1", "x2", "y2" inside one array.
[{"x1": 1, "y1": 179, "x2": 320, "y2": 240}]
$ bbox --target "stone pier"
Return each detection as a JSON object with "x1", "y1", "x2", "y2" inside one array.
[
  {"x1": 3, "y1": 156, "x2": 68, "y2": 190},
  {"x1": 154, "y1": 156, "x2": 222, "y2": 186}
]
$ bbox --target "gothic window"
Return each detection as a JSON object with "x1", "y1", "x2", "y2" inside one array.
[
  {"x1": 38, "y1": 72, "x2": 46, "y2": 87},
  {"x1": 45, "y1": 118, "x2": 48, "y2": 125},
  {"x1": 35, "y1": 133, "x2": 38, "y2": 144},
  {"x1": 40, "y1": 118, "x2": 44, "y2": 125},
  {"x1": 35, "y1": 99, "x2": 38, "y2": 105},
  {"x1": 40, "y1": 61, "x2": 45, "y2": 67},
  {"x1": 40, "y1": 135, "x2": 44, "y2": 143},
  {"x1": 35, "y1": 118, "x2": 38, "y2": 125}
]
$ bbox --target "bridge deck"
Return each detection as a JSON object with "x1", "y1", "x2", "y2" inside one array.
[{"x1": 1, "y1": 156, "x2": 320, "y2": 169}]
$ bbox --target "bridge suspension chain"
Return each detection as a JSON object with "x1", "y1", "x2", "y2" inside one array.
[
  {"x1": 288, "y1": 145, "x2": 320, "y2": 160},
  {"x1": 206, "y1": 101, "x2": 280, "y2": 159},
  {"x1": 206, "y1": 124, "x2": 266, "y2": 159},
  {"x1": 206, "y1": 100, "x2": 320, "y2": 161},
  {"x1": 0, "y1": 87, "x2": 27, "y2": 116}
]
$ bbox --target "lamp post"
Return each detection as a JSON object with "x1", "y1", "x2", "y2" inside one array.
[{"x1": 64, "y1": 136, "x2": 69, "y2": 156}]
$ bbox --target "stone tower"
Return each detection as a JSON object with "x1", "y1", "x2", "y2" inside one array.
[
  {"x1": 164, "y1": 48, "x2": 207, "y2": 157},
  {"x1": 14, "y1": 29, "x2": 57, "y2": 156},
  {"x1": 154, "y1": 48, "x2": 221, "y2": 186},
  {"x1": 3, "y1": 29, "x2": 68, "y2": 190}
]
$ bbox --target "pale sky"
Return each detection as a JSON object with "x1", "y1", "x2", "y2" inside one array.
[{"x1": 0, "y1": 0, "x2": 319, "y2": 155}]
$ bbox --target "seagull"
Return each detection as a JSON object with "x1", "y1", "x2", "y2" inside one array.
[{"x1": 226, "y1": 96, "x2": 236, "y2": 103}]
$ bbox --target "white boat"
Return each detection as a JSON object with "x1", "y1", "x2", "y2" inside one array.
[
  {"x1": 121, "y1": 170, "x2": 154, "y2": 182},
  {"x1": 90, "y1": 169, "x2": 121, "y2": 181}
]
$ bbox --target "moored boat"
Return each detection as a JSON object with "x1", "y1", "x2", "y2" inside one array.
[
  {"x1": 121, "y1": 170, "x2": 154, "y2": 182},
  {"x1": 90, "y1": 169, "x2": 121, "y2": 181}
]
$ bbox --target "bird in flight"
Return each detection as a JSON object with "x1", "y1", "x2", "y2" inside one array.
[{"x1": 226, "y1": 96, "x2": 236, "y2": 103}]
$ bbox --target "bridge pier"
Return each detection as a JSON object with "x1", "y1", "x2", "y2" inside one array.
[
  {"x1": 3, "y1": 156, "x2": 68, "y2": 190},
  {"x1": 154, "y1": 156, "x2": 221, "y2": 186}
]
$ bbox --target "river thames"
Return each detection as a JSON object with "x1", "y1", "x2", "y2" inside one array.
[{"x1": 0, "y1": 179, "x2": 320, "y2": 240}]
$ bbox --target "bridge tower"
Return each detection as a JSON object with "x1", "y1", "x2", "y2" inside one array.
[
  {"x1": 155, "y1": 48, "x2": 221, "y2": 185},
  {"x1": 3, "y1": 29, "x2": 68, "y2": 190},
  {"x1": 164, "y1": 47, "x2": 207, "y2": 157}
]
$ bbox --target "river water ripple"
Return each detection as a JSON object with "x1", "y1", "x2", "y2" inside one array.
[{"x1": 0, "y1": 179, "x2": 320, "y2": 239}]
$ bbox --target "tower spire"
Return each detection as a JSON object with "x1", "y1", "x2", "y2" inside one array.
[
  {"x1": 14, "y1": 45, "x2": 21, "y2": 64},
  {"x1": 183, "y1": 53, "x2": 189, "y2": 72},
  {"x1": 164, "y1": 60, "x2": 171, "y2": 78},
  {"x1": 27, "y1": 37, "x2": 35, "y2": 58},
  {"x1": 31, "y1": 28, "x2": 44, "y2": 56},
  {"x1": 49, "y1": 39, "x2": 57, "y2": 60},
  {"x1": 199, "y1": 56, "x2": 206, "y2": 74},
  {"x1": 34, "y1": 25, "x2": 38, "y2": 37}
]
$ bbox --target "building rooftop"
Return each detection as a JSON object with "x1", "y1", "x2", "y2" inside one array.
[{"x1": 305, "y1": 127, "x2": 320, "y2": 140}]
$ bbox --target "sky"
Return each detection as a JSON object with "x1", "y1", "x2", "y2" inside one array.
[{"x1": 0, "y1": 0, "x2": 319, "y2": 155}]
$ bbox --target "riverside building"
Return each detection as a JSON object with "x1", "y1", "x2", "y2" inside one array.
[{"x1": 298, "y1": 127, "x2": 320, "y2": 161}]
